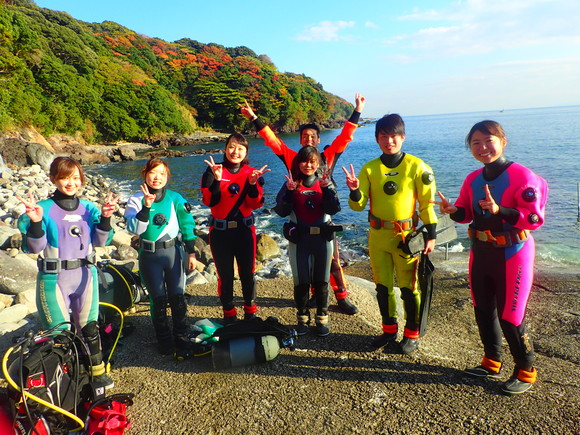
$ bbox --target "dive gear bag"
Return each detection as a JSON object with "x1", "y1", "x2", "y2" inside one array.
[
  {"x1": 2, "y1": 326, "x2": 134, "y2": 435},
  {"x1": 3, "y1": 327, "x2": 92, "y2": 434}
]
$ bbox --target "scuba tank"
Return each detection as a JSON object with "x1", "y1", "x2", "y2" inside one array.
[
  {"x1": 212, "y1": 335, "x2": 281, "y2": 369},
  {"x1": 208, "y1": 316, "x2": 295, "y2": 369}
]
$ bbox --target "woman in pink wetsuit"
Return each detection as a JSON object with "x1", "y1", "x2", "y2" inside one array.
[{"x1": 434, "y1": 120, "x2": 548, "y2": 396}]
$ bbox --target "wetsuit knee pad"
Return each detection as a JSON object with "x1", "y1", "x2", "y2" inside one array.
[
  {"x1": 400, "y1": 287, "x2": 414, "y2": 302},
  {"x1": 81, "y1": 321, "x2": 99, "y2": 340},
  {"x1": 168, "y1": 294, "x2": 187, "y2": 332},
  {"x1": 151, "y1": 296, "x2": 169, "y2": 329},
  {"x1": 81, "y1": 321, "x2": 102, "y2": 362}
]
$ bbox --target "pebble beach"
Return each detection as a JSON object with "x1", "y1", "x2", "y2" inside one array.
[{"x1": 0, "y1": 138, "x2": 579, "y2": 434}]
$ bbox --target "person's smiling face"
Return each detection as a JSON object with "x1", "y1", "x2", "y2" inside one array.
[
  {"x1": 298, "y1": 156, "x2": 320, "y2": 176},
  {"x1": 145, "y1": 164, "x2": 168, "y2": 190},
  {"x1": 377, "y1": 131, "x2": 405, "y2": 155},
  {"x1": 225, "y1": 139, "x2": 248, "y2": 165},
  {"x1": 469, "y1": 130, "x2": 506, "y2": 164},
  {"x1": 52, "y1": 167, "x2": 82, "y2": 196}
]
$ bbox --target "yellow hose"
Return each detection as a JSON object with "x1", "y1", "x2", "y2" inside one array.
[
  {"x1": 107, "y1": 264, "x2": 135, "y2": 305},
  {"x1": 98, "y1": 301, "x2": 124, "y2": 372},
  {"x1": 1, "y1": 345, "x2": 85, "y2": 431}
]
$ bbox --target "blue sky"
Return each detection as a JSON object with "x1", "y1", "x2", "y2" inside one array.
[{"x1": 35, "y1": 0, "x2": 580, "y2": 118}]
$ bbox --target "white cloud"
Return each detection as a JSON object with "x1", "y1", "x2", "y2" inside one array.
[
  {"x1": 364, "y1": 21, "x2": 379, "y2": 29},
  {"x1": 294, "y1": 21, "x2": 356, "y2": 42},
  {"x1": 388, "y1": 0, "x2": 580, "y2": 61}
]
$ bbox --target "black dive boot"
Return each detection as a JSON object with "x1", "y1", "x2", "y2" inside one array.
[
  {"x1": 152, "y1": 296, "x2": 174, "y2": 355},
  {"x1": 169, "y1": 294, "x2": 193, "y2": 360},
  {"x1": 400, "y1": 287, "x2": 420, "y2": 354},
  {"x1": 371, "y1": 284, "x2": 398, "y2": 348},
  {"x1": 336, "y1": 296, "x2": 359, "y2": 315},
  {"x1": 295, "y1": 309, "x2": 310, "y2": 336},
  {"x1": 314, "y1": 282, "x2": 330, "y2": 337},
  {"x1": 82, "y1": 321, "x2": 114, "y2": 391}
]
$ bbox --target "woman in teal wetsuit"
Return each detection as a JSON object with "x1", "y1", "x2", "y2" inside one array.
[{"x1": 124, "y1": 158, "x2": 197, "y2": 357}]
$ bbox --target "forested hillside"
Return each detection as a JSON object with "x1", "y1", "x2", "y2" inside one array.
[{"x1": 0, "y1": 0, "x2": 352, "y2": 142}]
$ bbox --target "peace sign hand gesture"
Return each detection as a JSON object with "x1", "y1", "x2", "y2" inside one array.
[
  {"x1": 140, "y1": 184, "x2": 156, "y2": 208},
  {"x1": 16, "y1": 192, "x2": 43, "y2": 222},
  {"x1": 239, "y1": 99, "x2": 256, "y2": 120},
  {"x1": 430, "y1": 191, "x2": 458, "y2": 215},
  {"x1": 342, "y1": 164, "x2": 359, "y2": 191},
  {"x1": 284, "y1": 171, "x2": 297, "y2": 191},
  {"x1": 249, "y1": 165, "x2": 270, "y2": 185},
  {"x1": 354, "y1": 93, "x2": 366, "y2": 113},
  {"x1": 204, "y1": 156, "x2": 223, "y2": 181},
  {"x1": 101, "y1": 191, "x2": 121, "y2": 218},
  {"x1": 319, "y1": 169, "x2": 332, "y2": 188},
  {"x1": 478, "y1": 184, "x2": 499, "y2": 215}
]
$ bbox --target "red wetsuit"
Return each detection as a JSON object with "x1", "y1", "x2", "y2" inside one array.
[
  {"x1": 201, "y1": 161, "x2": 265, "y2": 319},
  {"x1": 252, "y1": 115, "x2": 360, "y2": 301},
  {"x1": 274, "y1": 176, "x2": 341, "y2": 321}
]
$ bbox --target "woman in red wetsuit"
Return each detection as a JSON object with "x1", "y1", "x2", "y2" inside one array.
[
  {"x1": 201, "y1": 133, "x2": 269, "y2": 324},
  {"x1": 434, "y1": 120, "x2": 548, "y2": 396},
  {"x1": 274, "y1": 146, "x2": 341, "y2": 337}
]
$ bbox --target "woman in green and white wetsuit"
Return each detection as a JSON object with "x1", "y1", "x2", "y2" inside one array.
[{"x1": 124, "y1": 158, "x2": 197, "y2": 356}]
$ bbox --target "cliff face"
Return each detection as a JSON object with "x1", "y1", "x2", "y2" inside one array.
[{"x1": 1, "y1": 2, "x2": 353, "y2": 142}]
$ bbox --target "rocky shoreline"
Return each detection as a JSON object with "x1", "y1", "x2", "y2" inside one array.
[
  {"x1": 0, "y1": 155, "x2": 282, "y2": 336},
  {"x1": 0, "y1": 126, "x2": 231, "y2": 169},
  {"x1": 0, "y1": 140, "x2": 579, "y2": 434}
]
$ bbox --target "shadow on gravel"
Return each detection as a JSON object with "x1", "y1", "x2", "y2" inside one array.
[{"x1": 185, "y1": 294, "x2": 294, "y2": 309}]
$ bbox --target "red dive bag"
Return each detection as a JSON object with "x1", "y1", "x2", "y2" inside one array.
[{"x1": 85, "y1": 394, "x2": 134, "y2": 435}]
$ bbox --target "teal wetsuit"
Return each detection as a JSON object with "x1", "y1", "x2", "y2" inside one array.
[{"x1": 124, "y1": 187, "x2": 196, "y2": 351}]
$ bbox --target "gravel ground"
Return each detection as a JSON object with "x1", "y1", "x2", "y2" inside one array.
[
  {"x1": 103, "y1": 252, "x2": 579, "y2": 435},
  {"x1": 2, "y1": 253, "x2": 578, "y2": 434}
]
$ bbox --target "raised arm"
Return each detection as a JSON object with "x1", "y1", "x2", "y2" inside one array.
[{"x1": 239, "y1": 99, "x2": 295, "y2": 169}]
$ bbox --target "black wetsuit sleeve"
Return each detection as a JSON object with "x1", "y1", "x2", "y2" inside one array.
[
  {"x1": 97, "y1": 216, "x2": 112, "y2": 232},
  {"x1": 496, "y1": 206, "x2": 519, "y2": 225},
  {"x1": 348, "y1": 110, "x2": 361, "y2": 125},
  {"x1": 201, "y1": 168, "x2": 221, "y2": 207},
  {"x1": 253, "y1": 118, "x2": 267, "y2": 132},
  {"x1": 450, "y1": 207, "x2": 466, "y2": 223},
  {"x1": 273, "y1": 185, "x2": 293, "y2": 217},
  {"x1": 136, "y1": 206, "x2": 151, "y2": 222},
  {"x1": 322, "y1": 185, "x2": 341, "y2": 215},
  {"x1": 349, "y1": 188, "x2": 362, "y2": 202},
  {"x1": 184, "y1": 239, "x2": 196, "y2": 254},
  {"x1": 424, "y1": 223, "x2": 437, "y2": 240},
  {"x1": 247, "y1": 183, "x2": 259, "y2": 198},
  {"x1": 27, "y1": 220, "x2": 44, "y2": 238}
]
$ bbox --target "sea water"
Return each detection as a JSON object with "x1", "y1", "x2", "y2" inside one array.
[{"x1": 88, "y1": 105, "x2": 580, "y2": 272}]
